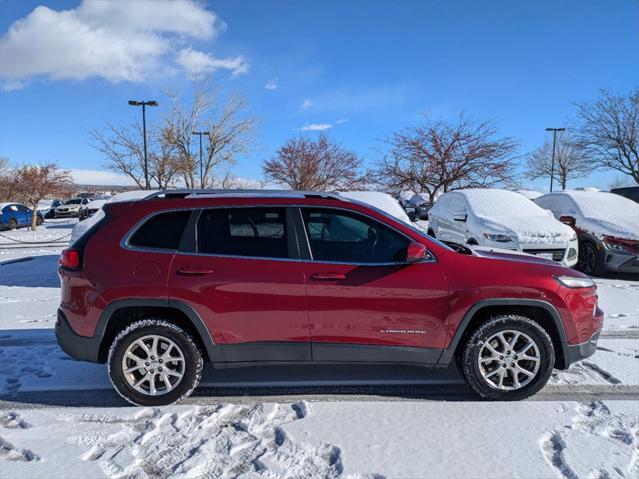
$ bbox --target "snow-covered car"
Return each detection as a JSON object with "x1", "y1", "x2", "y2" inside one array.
[
  {"x1": 54, "y1": 198, "x2": 88, "y2": 218},
  {"x1": 339, "y1": 191, "x2": 413, "y2": 224},
  {"x1": 37, "y1": 198, "x2": 63, "y2": 219},
  {"x1": 535, "y1": 191, "x2": 639, "y2": 275},
  {"x1": 427, "y1": 188, "x2": 579, "y2": 267},
  {"x1": 78, "y1": 196, "x2": 111, "y2": 221}
]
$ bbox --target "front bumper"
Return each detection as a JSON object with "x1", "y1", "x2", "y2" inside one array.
[
  {"x1": 603, "y1": 251, "x2": 639, "y2": 274},
  {"x1": 55, "y1": 308, "x2": 101, "y2": 363},
  {"x1": 563, "y1": 331, "x2": 600, "y2": 368},
  {"x1": 55, "y1": 210, "x2": 79, "y2": 217}
]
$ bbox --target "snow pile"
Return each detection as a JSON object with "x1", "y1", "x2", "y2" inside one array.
[
  {"x1": 340, "y1": 191, "x2": 412, "y2": 224},
  {"x1": 537, "y1": 191, "x2": 639, "y2": 240}
]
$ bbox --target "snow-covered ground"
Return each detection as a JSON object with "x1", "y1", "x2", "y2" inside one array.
[{"x1": 1, "y1": 220, "x2": 638, "y2": 478}]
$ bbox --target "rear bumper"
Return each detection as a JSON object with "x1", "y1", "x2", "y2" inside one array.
[
  {"x1": 55, "y1": 308, "x2": 102, "y2": 363},
  {"x1": 563, "y1": 331, "x2": 600, "y2": 368}
]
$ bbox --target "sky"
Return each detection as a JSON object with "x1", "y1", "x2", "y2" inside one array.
[{"x1": 0, "y1": 0, "x2": 637, "y2": 191}]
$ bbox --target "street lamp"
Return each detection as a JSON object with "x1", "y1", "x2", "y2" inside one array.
[
  {"x1": 128, "y1": 100, "x2": 158, "y2": 190},
  {"x1": 545, "y1": 127, "x2": 565, "y2": 192},
  {"x1": 192, "y1": 131, "x2": 210, "y2": 189}
]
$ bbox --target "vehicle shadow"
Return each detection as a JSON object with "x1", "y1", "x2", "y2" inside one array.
[
  {"x1": 594, "y1": 271, "x2": 639, "y2": 282},
  {"x1": 0, "y1": 254, "x2": 60, "y2": 287}
]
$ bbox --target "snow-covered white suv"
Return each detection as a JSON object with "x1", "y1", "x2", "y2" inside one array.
[
  {"x1": 535, "y1": 191, "x2": 639, "y2": 275},
  {"x1": 427, "y1": 188, "x2": 578, "y2": 267}
]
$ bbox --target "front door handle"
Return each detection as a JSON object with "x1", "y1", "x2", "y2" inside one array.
[
  {"x1": 311, "y1": 272, "x2": 346, "y2": 280},
  {"x1": 177, "y1": 267, "x2": 215, "y2": 276}
]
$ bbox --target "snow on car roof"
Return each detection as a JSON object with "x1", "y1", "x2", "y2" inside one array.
[
  {"x1": 339, "y1": 191, "x2": 412, "y2": 224},
  {"x1": 0, "y1": 202, "x2": 16, "y2": 209},
  {"x1": 456, "y1": 189, "x2": 547, "y2": 217},
  {"x1": 542, "y1": 190, "x2": 639, "y2": 221},
  {"x1": 515, "y1": 189, "x2": 543, "y2": 200}
]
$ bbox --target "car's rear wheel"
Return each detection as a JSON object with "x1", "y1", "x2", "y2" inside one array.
[
  {"x1": 108, "y1": 319, "x2": 203, "y2": 406},
  {"x1": 36, "y1": 215, "x2": 43, "y2": 226},
  {"x1": 576, "y1": 241, "x2": 603, "y2": 276},
  {"x1": 460, "y1": 315, "x2": 554, "y2": 400}
]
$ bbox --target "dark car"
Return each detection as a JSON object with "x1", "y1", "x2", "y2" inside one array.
[
  {"x1": 57, "y1": 189, "x2": 603, "y2": 406},
  {"x1": 611, "y1": 186, "x2": 639, "y2": 203},
  {"x1": 0, "y1": 202, "x2": 44, "y2": 230}
]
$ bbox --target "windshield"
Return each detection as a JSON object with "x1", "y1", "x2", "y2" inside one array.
[
  {"x1": 65, "y1": 199, "x2": 83, "y2": 205},
  {"x1": 465, "y1": 190, "x2": 548, "y2": 217}
]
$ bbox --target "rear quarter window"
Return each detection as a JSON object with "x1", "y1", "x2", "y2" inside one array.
[{"x1": 128, "y1": 210, "x2": 191, "y2": 250}]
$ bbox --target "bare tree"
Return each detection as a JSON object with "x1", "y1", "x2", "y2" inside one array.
[
  {"x1": 370, "y1": 114, "x2": 518, "y2": 202},
  {"x1": 164, "y1": 85, "x2": 258, "y2": 188},
  {"x1": 263, "y1": 134, "x2": 364, "y2": 190},
  {"x1": 90, "y1": 122, "x2": 182, "y2": 190},
  {"x1": 6, "y1": 163, "x2": 74, "y2": 230},
  {"x1": 526, "y1": 134, "x2": 593, "y2": 190},
  {"x1": 574, "y1": 87, "x2": 639, "y2": 184}
]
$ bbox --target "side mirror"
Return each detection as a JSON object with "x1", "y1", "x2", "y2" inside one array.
[
  {"x1": 453, "y1": 212, "x2": 467, "y2": 222},
  {"x1": 559, "y1": 215, "x2": 576, "y2": 227},
  {"x1": 405, "y1": 242, "x2": 431, "y2": 263}
]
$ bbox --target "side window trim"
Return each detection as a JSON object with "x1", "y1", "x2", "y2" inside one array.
[
  {"x1": 190, "y1": 205, "x2": 299, "y2": 261},
  {"x1": 122, "y1": 208, "x2": 195, "y2": 254},
  {"x1": 297, "y1": 206, "x2": 436, "y2": 265}
]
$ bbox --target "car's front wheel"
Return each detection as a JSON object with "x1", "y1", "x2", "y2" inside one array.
[
  {"x1": 576, "y1": 241, "x2": 603, "y2": 276},
  {"x1": 108, "y1": 319, "x2": 203, "y2": 406},
  {"x1": 460, "y1": 315, "x2": 554, "y2": 400},
  {"x1": 8, "y1": 218, "x2": 17, "y2": 230}
]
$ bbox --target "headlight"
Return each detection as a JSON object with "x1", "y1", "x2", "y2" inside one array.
[
  {"x1": 483, "y1": 233, "x2": 513, "y2": 243},
  {"x1": 603, "y1": 239, "x2": 631, "y2": 254},
  {"x1": 554, "y1": 275, "x2": 596, "y2": 289},
  {"x1": 570, "y1": 233, "x2": 577, "y2": 241}
]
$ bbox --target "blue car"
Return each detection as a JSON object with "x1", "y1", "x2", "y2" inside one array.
[{"x1": 0, "y1": 203, "x2": 44, "y2": 230}]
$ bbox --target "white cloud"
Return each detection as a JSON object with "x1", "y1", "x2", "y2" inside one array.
[
  {"x1": 264, "y1": 79, "x2": 278, "y2": 90},
  {"x1": 301, "y1": 123, "x2": 332, "y2": 132},
  {"x1": 176, "y1": 48, "x2": 249, "y2": 78},
  {"x1": 70, "y1": 169, "x2": 138, "y2": 186},
  {"x1": 300, "y1": 98, "x2": 313, "y2": 110},
  {"x1": 0, "y1": 0, "x2": 246, "y2": 89},
  {"x1": 335, "y1": 118, "x2": 349, "y2": 124}
]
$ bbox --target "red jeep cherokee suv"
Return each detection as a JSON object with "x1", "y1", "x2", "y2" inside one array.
[{"x1": 56, "y1": 190, "x2": 603, "y2": 406}]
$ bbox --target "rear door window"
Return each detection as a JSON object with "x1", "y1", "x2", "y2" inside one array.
[
  {"x1": 129, "y1": 210, "x2": 191, "y2": 250},
  {"x1": 197, "y1": 207, "x2": 289, "y2": 259}
]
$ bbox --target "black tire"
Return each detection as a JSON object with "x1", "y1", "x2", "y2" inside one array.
[
  {"x1": 467, "y1": 239, "x2": 478, "y2": 246},
  {"x1": 36, "y1": 216, "x2": 43, "y2": 226},
  {"x1": 108, "y1": 319, "x2": 203, "y2": 406},
  {"x1": 460, "y1": 315, "x2": 555, "y2": 400},
  {"x1": 427, "y1": 229, "x2": 436, "y2": 238},
  {"x1": 8, "y1": 218, "x2": 17, "y2": 230},
  {"x1": 576, "y1": 241, "x2": 603, "y2": 276}
]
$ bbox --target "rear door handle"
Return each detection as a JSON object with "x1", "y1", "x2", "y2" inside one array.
[
  {"x1": 311, "y1": 272, "x2": 346, "y2": 280},
  {"x1": 177, "y1": 267, "x2": 215, "y2": 276}
]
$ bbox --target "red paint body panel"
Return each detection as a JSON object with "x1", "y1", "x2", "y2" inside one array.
[
  {"x1": 302, "y1": 261, "x2": 450, "y2": 348},
  {"x1": 168, "y1": 253, "x2": 309, "y2": 344}
]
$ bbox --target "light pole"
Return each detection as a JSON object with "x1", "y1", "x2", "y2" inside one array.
[
  {"x1": 128, "y1": 100, "x2": 158, "y2": 190},
  {"x1": 192, "y1": 131, "x2": 210, "y2": 189},
  {"x1": 545, "y1": 127, "x2": 565, "y2": 192}
]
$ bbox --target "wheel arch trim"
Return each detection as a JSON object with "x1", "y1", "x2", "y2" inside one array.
[
  {"x1": 437, "y1": 298, "x2": 569, "y2": 366},
  {"x1": 96, "y1": 298, "x2": 224, "y2": 363}
]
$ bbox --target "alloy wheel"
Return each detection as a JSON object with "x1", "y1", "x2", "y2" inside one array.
[
  {"x1": 121, "y1": 335, "x2": 186, "y2": 396},
  {"x1": 477, "y1": 330, "x2": 541, "y2": 391}
]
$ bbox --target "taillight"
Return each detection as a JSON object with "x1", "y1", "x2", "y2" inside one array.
[{"x1": 59, "y1": 249, "x2": 81, "y2": 269}]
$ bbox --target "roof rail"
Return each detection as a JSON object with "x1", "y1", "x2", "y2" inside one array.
[{"x1": 144, "y1": 189, "x2": 348, "y2": 201}]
